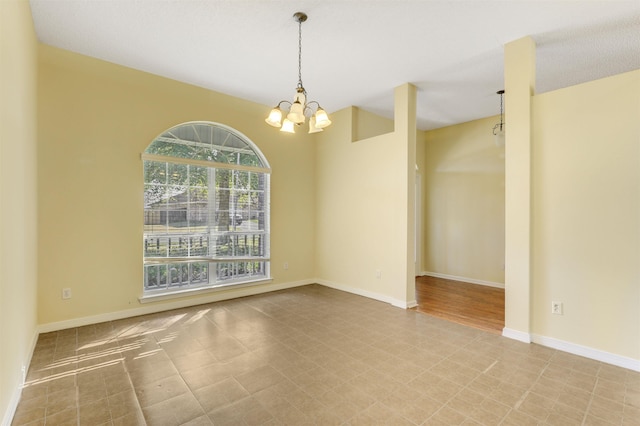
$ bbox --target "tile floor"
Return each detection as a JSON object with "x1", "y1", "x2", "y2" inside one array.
[{"x1": 11, "y1": 284, "x2": 640, "y2": 425}]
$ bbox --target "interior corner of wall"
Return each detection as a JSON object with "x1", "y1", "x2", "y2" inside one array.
[{"x1": 350, "y1": 106, "x2": 358, "y2": 143}]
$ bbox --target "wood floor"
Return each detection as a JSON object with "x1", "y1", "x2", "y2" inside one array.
[{"x1": 415, "y1": 275, "x2": 505, "y2": 334}]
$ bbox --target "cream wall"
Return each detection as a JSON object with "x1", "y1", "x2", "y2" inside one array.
[
  {"x1": 352, "y1": 107, "x2": 394, "y2": 141},
  {"x1": 422, "y1": 116, "x2": 505, "y2": 285},
  {"x1": 37, "y1": 45, "x2": 317, "y2": 326},
  {"x1": 0, "y1": 0, "x2": 39, "y2": 423},
  {"x1": 531, "y1": 70, "x2": 640, "y2": 360},
  {"x1": 314, "y1": 89, "x2": 416, "y2": 307}
]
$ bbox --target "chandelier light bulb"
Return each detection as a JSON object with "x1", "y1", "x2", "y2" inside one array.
[
  {"x1": 265, "y1": 107, "x2": 283, "y2": 127},
  {"x1": 314, "y1": 108, "x2": 332, "y2": 129},
  {"x1": 287, "y1": 100, "x2": 306, "y2": 124},
  {"x1": 280, "y1": 118, "x2": 296, "y2": 133},
  {"x1": 308, "y1": 115, "x2": 323, "y2": 133}
]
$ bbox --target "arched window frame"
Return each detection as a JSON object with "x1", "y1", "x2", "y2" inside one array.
[{"x1": 141, "y1": 122, "x2": 271, "y2": 300}]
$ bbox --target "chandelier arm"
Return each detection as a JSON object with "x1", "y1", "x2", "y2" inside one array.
[{"x1": 304, "y1": 100, "x2": 320, "y2": 115}]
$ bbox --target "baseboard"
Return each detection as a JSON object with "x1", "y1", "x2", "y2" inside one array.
[
  {"x1": 316, "y1": 279, "x2": 415, "y2": 309},
  {"x1": 421, "y1": 271, "x2": 504, "y2": 289},
  {"x1": 532, "y1": 334, "x2": 640, "y2": 372},
  {"x1": 502, "y1": 327, "x2": 532, "y2": 343},
  {"x1": 2, "y1": 384, "x2": 21, "y2": 426},
  {"x1": 2, "y1": 329, "x2": 39, "y2": 426},
  {"x1": 38, "y1": 279, "x2": 313, "y2": 333}
]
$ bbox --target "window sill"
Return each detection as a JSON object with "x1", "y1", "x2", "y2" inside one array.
[{"x1": 138, "y1": 277, "x2": 274, "y2": 304}]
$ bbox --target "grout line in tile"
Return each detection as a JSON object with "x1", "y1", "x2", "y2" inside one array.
[
  {"x1": 580, "y1": 376, "x2": 599, "y2": 426},
  {"x1": 483, "y1": 360, "x2": 499, "y2": 374},
  {"x1": 120, "y1": 352, "x2": 148, "y2": 424},
  {"x1": 75, "y1": 383, "x2": 80, "y2": 426}
]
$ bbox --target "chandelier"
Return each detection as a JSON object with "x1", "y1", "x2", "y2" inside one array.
[
  {"x1": 265, "y1": 12, "x2": 332, "y2": 134},
  {"x1": 492, "y1": 90, "x2": 505, "y2": 147}
]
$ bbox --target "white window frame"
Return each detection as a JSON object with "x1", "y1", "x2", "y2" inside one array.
[{"x1": 141, "y1": 122, "x2": 271, "y2": 302}]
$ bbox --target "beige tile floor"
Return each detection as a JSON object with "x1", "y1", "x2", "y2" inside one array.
[{"x1": 11, "y1": 284, "x2": 640, "y2": 425}]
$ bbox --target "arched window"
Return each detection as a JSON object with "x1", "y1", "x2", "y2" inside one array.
[{"x1": 142, "y1": 122, "x2": 270, "y2": 297}]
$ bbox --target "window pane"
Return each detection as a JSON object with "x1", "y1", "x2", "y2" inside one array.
[
  {"x1": 168, "y1": 163, "x2": 188, "y2": 186},
  {"x1": 216, "y1": 169, "x2": 232, "y2": 190},
  {"x1": 145, "y1": 265, "x2": 161, "y2": 289},
  {"x1": 167, "y1": 209, "x2": 187, "y2": 230},
  {"x1": 190, "y1": 235, "x2": 209, "y2": 256},
  {"x1": 190, "y1": 262, "x2": 209, "y2": 284},
  {"x1": 239, "y1": 152, "x2": 261, "y2": 168},
  {"x1": 235, "y1": 171, "x2": 249, "y2": 190},
  {"x1": 190, "y1": 166, "x2": 208, "y2": 187},
  {"x1": 188, "y1": 187, "x2": 208, "y2": 231},
  {"x1": 144, "y1": 183, "x2": 166, "y2": 209},
  {"x1": 144, "y1": 161, "x2": 167, "y2": 184},
  {"x1": 168, "y1": 236, "x2": 189, "y2": 257},
  {"x1": 212, "y1": 235, "x2": 232, "y2": 257},
  {"x1": 158, "y1": 265, "x2": 168, "y2": 286}
]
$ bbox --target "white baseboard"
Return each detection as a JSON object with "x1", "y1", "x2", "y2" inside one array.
[
  {"x1": 2, "y1": 385, "x2": 21, "y2": 426},
  {"x1": 316, "y1": 279, "x2": 415, "y2": 309},
  {"x1": 502, "y1": 328, "x2": 640, "y2": 372},
  {"x1": 421, "y1": 271, "x2": 504, "y2": 289},
  {"x1": 2, "y1": 329, "x2": 39, "y2": 426},
  {"x1": 502, "y1": 327, "x2": 532, "y2": 343},
  {"x1": 38, "y1": 279, "x2": 313, "y2": 333},
  {"x1": 532, "y1": 334, "x2": 640, "y2": 372}
]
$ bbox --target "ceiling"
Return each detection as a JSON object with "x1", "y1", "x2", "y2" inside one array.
[{"x1": 29, "y1": 0, "x2": 640, "y2": 131}]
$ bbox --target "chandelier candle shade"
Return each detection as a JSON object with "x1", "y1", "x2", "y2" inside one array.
[
  {"x1": 265, "y1": 12, "x2": 332, "y2": 134},
  {"x1": 492, "y1": 89, "x2": 505, "y2": 147}
]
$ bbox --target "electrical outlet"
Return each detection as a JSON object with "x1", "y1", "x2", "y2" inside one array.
[
  {"x1": 551, "y1": 301, "x2": 563, "y2": 315},
  {"x1": 62, "y1": 288, "x2": 72, "y2": 299},
  {"x1": 283, "y1": 262, "x2": 289, "y2": 270},
  {"x1": 375, "y1": 270, "x2": 381, "y2": 279}
]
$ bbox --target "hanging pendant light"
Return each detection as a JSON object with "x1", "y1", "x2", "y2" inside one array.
[
  {"x1": 265, "y1": 12, "x2": 332, "y2": 134},
  {"x1": 492, "y1": 90, "x2": 505, "y2": 148}
]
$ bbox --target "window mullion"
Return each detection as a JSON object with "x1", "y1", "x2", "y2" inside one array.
[{"x1": 209, "y1": 167, "x2": 216, "y2": 273}]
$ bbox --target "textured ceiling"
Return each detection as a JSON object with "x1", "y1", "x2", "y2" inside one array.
[{"x1": 29, "y1": 0, "x2": 640, "y2": 130}]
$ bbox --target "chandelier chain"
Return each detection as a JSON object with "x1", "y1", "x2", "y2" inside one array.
[
  {"x1": 297, "y1": 18, "x2": 304, "y2": 91},
  {"x1": 500, "y1": 92, "x2": 503, "y2": 126}
]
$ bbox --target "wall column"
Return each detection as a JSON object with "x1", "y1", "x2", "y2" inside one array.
[
  {"x1": 394, "y1": 83, "x2": 418, "y2": 307},
  {"x1": 503, "y1": 37, "x2": 535, "y2": 342}
]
